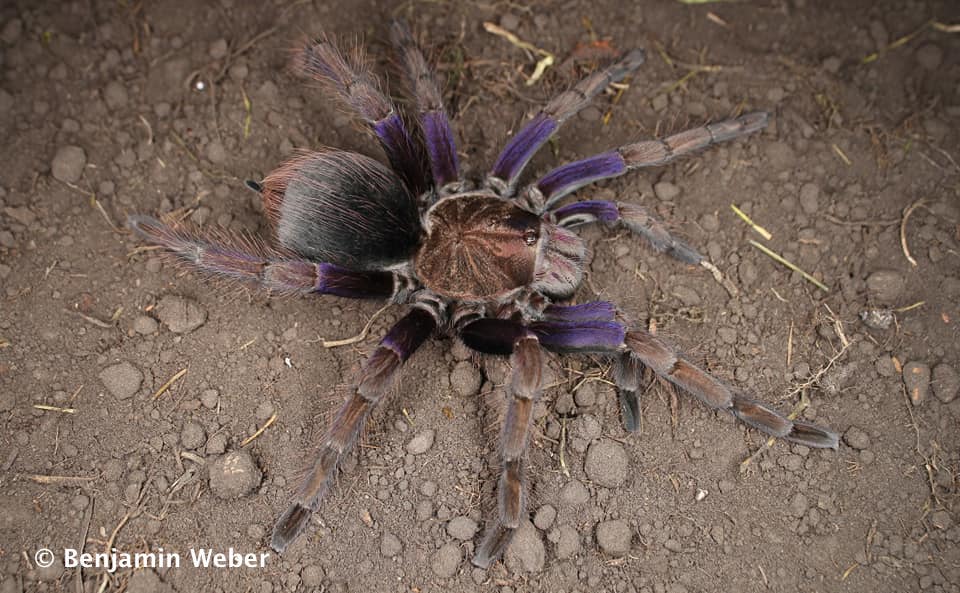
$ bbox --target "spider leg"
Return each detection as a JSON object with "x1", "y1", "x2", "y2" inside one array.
[
  {"x1": 541, "y1": 301, "x2": 617, "y2": 323},
  {"x1": 390, "y1": 20, "x2": 460, "y2": 189},
  {"x1": 458, "y1": 318, "x2": 544, "y2": 568},
  {"x1": 271, "y1": 305, "x2": 439, "y2": 553},
  {"x1": 128, "y1": 216, "x2": 406, "y2": 300},
  {"x1": 526, "y1": 313, "x2": 838, "y2": 448},
  {"x1": 488, "y1": 49, "x2": 646, "y2": 194},
  {"x1": 552, "y1": 200, "x2": 703, "y2": 265},
  {"x1": 531, "y1": 111, "x2": 769, "y2": 209},
  {"x1": 294, "y1": 35, "x2": 429, "y2": 194}
]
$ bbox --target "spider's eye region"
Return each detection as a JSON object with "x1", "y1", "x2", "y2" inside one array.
[{"x1": 523, "y1": 228, "x2": 538, "y2": 246}]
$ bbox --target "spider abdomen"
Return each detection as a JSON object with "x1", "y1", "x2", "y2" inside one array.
[{"x1": 261, "y1": 150, "x2": 421, "y2": 270}]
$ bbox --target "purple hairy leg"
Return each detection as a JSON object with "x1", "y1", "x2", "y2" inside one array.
[
  {"x1": 271, "y1": 306, "x2": 438, "y2": 553},
  {"x1": 294, "y1": 35, "x2": 428, "y2": 194},
  {"x1": 128, "y1": 216, "x2": 400, "y2": 300},
  {"x1": 534, "y1": 111, "x2": 769, "y2": 207},
  {"x1": 529, "y1": 313, "x2": 838, "y2": 448},
  {"x1": 552, "y1": 200, "x2": 703, "y2": 265},
  {"x1": 390, "y1": 20, "x2": 459, "y2": 188},
  {"x1": 542, "y1": 301, "x2": 617, "y2": 322},
  {"x1": 489, "y1": 49, "x2": 646, "y2": 192},
  {"x1": 528, "y1": 319, "x2": 627, "y2": 353}
]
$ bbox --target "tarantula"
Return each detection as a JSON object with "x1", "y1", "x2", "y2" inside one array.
[{"x1": 129, "y1": 21, "x2": 839, "y2": 568}]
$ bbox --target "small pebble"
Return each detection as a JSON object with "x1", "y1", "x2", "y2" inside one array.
[
  {"x1": 206, "y1": 140, "x2": 227, "y2": 165},
  {"x1": 859, "y1": 308, "x2": 894, "y2": 330},
  {"x1": 52, "y1": 145, "x2": 86, "y2": 183},
  {"x1": 932, "y1": 363, "x2": 958, "y2": 403},
  {"x1": 380, "y1": 532, "x2": 402, "y2": 557},
  {"x1": 533, "y1": 504, "x2": 557, "y2": 530},
  {"x1": 180, "y1": 421, "x2": 205, "y2": 450},
  {"x1": 596, "y1": 520, "x2": 632, "y2": 557},
  {"x1": 103, "y1": 81, "x2": 128, "y2": 110},
  {"x1": 798, "y1": 183, "x2": 819, "y2": 215},
  {"x1": 865, "y1": 270, "x2": 905, "y2": 304},
  {"x1": 255, "y1": 401, "x2": 275, "y2": 421},
  {"x1": 499, "y1": 13, "x2": 520, "y2": 31},
  {"x1": 449, "y1": 361, "x2": 482, "y2": 396},
  {"x1": 915, "y1": 43, "x2": 943, "y2": 70},
  {"x1": 72, "y1": 494, "x2": 90, "y2": 511},
  {"x1": 554, "y1": 525, "x2": 581, "y2": 559},
  {"x1": 209, "y1": 38, "x2": 229, "y2": 59},
  {"x1": 777, "y1": 454, "x2": 803, "y2": 471},
  {"x1": 672, "y1": 285, "x2": 702, "y2": 307},
  {"x1": 663, "y1": 538, "x2": 682, "y2": 553},
  {"x1": 133, "y1": 315, "x2": 158, "y2": 335},
  {"x1": 420, "y1": 480, "x2": 438, "y2": 497},
  {"x1": 584, "y1": 439, "x2": 629, "y2": 488},
  {"x1": 505, "y1": 521, "x2": 545, "y2": 573},
  {"x1": 902, "y1": 362, "x2": 931, "y2": 406},
  {"x1": 431, "y1": 542, "x2": 461, "y2": 578},
  {"x1": 209, "y1": 450, "x2": 262, "y2": 499},
  {"x1": 206, "y1": 433, "x2": 227, "y2": 455},
  {"x1": 1, "y1": 19, "x2": 23, "y2": 44},
  {"x1": 843, "y1": 426, "x2": 870, "y2": 450},
  {"x1": 200, "y1": 389, "x2": 219, "y2": 409},
  {"x1": 789, "y1": 493, "x2": 808, "y2": 518},
  {"x1": 931, "y1": 510, "x2": 953, "y2": 530},
  {"x1": 446, "y1": 516, "x2": 478, "y2": 541},
  {"x1": 869, "y1": 20, "x2": 889, "y2": 50},
  {"x1": 573, "y1": 382, "x2": 597, "y2": 408},
  {"x1": 99, "y1": 362, "x2": 143, "y2": 400},
  {"x1": 156, "y1": 295, "x2": 207, "y2": 333},
  {"x1": 301, "y1": 565, "x2": 324, "y2": 587},
  {"x1": 406, "y1": 429, "x2": 435, "y2": 455},
  {"x1": 822, "y1": 56, "x2": 842, "y2": 73},
  {"x1": 654, "y1": 181, "x2": 680, "y2": 201},
  {"x1": 560, "y1": 480, "x2": 590, "y2": 505}
]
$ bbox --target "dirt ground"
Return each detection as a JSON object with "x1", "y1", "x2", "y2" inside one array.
[{"x1": 2, "y1": 0, "x2": 959, "y2": 592}]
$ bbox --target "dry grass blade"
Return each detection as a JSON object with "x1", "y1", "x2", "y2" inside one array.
[
  {"x1": 482, "y1": 21, "x2": 555, "y2": 85},
  {"x1": 730, "y1": 203, "x2": 772, "y2": 240},
  {"x1": 321, "y1": 303, "x2": 392, "y2": 348},
  {"x1": 900, "y1": 199, "x2": 924, "y2": 267},
  {"x1": 153, "y1": 368, "x2": 188, "y2": 400},
  {"x1": 241, "y1": 412, "x2": 278, "y2": 447},
  {"x1": 33, "y1": 404, "x2": 76, "y2": 414},
  {"x1": 24, "y1": 474, "x2": 97, "y2": 484},
  {"x1": 749, "y1": 240, "x2": 829, "y2": 292}
]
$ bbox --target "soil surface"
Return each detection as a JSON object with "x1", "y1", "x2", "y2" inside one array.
[{"x1": 2, "y1": 1, "x2": 959, "y2": 592}]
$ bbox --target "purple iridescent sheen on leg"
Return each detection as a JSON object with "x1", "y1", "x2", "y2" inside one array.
[
  {"x1": 490, "y1": 114, "x2": 557, "y2": 186},
  {"x1": 536, "y1": 151, "x2": 626, "y2": 204},
  {"x1": 423, "y1": 112, "x2": 460, "y2": 187},
  {"x1": 314, "y1": 263, "x2": 395, "y2": 299},
  {"x1": 542, "y1": 301, "x2": 617, "y2": 322},
  {"x1": 381, "y1": 307, "x2": 437, "y2": 361},
  {"x1": 528, "y1": 320, "x2": 627, "y2": 353}
]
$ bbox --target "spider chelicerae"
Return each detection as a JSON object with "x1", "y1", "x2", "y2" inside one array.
[{"x1": 129, "y1": 20, "x2": 839, "y2": 568}]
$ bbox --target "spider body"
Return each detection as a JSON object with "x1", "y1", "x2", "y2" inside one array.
[
  {"x1": 129, "y1": 20, "x2": 839, "y2": 569},
  {"x1": 417, "y1": 192, "x2": 584, "y2": 300}
]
